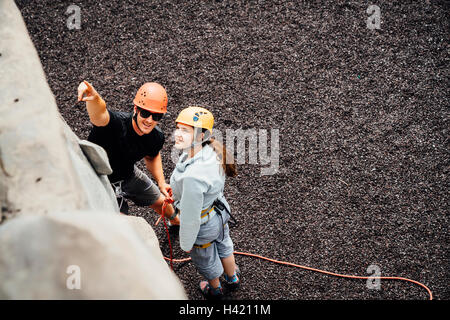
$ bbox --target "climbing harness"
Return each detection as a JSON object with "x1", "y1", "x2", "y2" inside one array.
[
  {"x1": 111, "y1": 180, "x2": 128, "y2": 213},
  {"x1": 157, "y1": 197, "x2": 433, "y2": 300},
  {"x1": 193, "y1": 242, "x2": 213, "y2": 249},
  {"x1": 212, "y1": 198, "x2": 237, "y2": 226}
]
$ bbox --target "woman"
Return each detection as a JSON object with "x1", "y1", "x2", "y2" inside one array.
[{"x1": 169, "y1": 106, "x2": 240, "y2": 299}]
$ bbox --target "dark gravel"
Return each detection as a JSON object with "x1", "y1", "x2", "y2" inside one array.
[{"x1": 14, "y1": 0, "x2": 449, "y2": 300}]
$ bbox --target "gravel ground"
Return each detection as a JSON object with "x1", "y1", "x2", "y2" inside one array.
[{"x1": 15, "y1": 0, "x2": 449, "y2": 300}]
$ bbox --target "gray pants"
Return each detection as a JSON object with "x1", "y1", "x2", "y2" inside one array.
[
  {"x1": 190, "y1": 206, "x2": 234, "y2": 280},
  {"x1": 112, "y1": 166, "x2": 161, "y2": 211}
]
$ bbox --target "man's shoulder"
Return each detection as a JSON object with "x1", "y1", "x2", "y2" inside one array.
[
  {"x1": 104, "y1": 110, "x2": 132, "y2": 133},
  {"x1": 109, "y1": 110, "x2": 131, "y2": 122}
]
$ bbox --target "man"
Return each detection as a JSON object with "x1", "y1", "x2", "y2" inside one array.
[{"x1": 77, "y1": 80, "x2": 179, "y2": 225}]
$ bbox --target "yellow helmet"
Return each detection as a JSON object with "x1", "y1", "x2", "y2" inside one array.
[{"x1": 175, "y1": 106, "x2": 214, "y2": 134}]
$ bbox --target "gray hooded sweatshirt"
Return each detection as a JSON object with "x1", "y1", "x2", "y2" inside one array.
[{"x1": 170, "y1": 144, "x2": 226, "y2": 251}]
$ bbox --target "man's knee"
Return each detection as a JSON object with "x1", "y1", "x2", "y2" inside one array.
[{"x1": 150, "y1": 194, "x2": 165, "y2": 208}]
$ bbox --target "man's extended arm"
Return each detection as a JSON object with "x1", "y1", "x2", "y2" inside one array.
[{"x1": 77, "y1": 80, "x2": 110, "y2": 127}]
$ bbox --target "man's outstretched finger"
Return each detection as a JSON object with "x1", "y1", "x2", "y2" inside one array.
[
  {"x1": 77, "y1": 82, "x2": 88, "y2": 101},
  {"x1": 83, "y1": 80, "x2": 94, "y2": 92}
]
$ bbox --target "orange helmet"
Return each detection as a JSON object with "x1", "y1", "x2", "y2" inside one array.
[{"x1": 133, "y1": 82, "x2": 168, "y2": 113}]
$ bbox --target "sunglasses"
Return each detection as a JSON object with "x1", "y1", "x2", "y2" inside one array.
[{"x1": 136, "y1": 107, "x2": 164, "y2": 121}]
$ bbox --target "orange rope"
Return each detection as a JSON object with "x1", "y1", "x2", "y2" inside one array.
[
  {"x1": 163, "y1": 252, "x2": 433, "y2": 300},
  {"x1": 158, "y1": 198, "x2": 433, "y2": 300},
  {"x1": 232, "y1": 251, "x2": 433, "y2": 300},
  {"x1": 161, "y1": 201, "x2": 173, "y2": 270}
]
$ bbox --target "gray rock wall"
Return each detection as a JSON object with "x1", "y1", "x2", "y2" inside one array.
[
  {"x1": 0, "y1": 212, "x2": 186, "y2": 299},
  {"x1": 0, "y1": 0, "x2": 117, "y2": 218},
  {"x1": 0, "y1": 0, "x2": 186, "y2": 299}
]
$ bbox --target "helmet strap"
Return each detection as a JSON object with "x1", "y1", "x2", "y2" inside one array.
[
  {"x1": 187, "y1": 130, "x2": 210, "y2": 152},
  {"x1": 182, "y1": 128, "x2": 211, "y2": 154},
  {"x1": 191, "y1": 128, "x2": 211, "y2": 146},
  {"x1": 133, "y1": 111, "x2": 144, "y2": 135}
]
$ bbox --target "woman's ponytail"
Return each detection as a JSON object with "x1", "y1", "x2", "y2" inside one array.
[{"x1": 203, "y1": 136, "x2": 237, "y2": 177}]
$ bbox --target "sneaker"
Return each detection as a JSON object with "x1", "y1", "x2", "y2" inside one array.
[
  {"x1": 223, "y1": 265, "x2": 241, "y2": 292},
  {"x1": 199, "y1": 281, "x2": 223, "y2": 300}
]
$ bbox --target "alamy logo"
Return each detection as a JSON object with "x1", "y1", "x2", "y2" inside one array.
[
  {"x1": 66, "y1": 4, "x2": 81, "y2": 30},
  {"x1": 366, "y1": 264, "x2": 381, "y2": 290},
  {"x1": 367, "y1": 5, "x2": 381, "y2": 30},
  {"x1": 171, "y1": 128, "x2": 279, "y2": 176},
  {"x1": 224, "y1": 128, "x2": 279, "y2": 176},
  {"x1": 66, "y1": 265, "x2": 81, "y2": 290}
]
